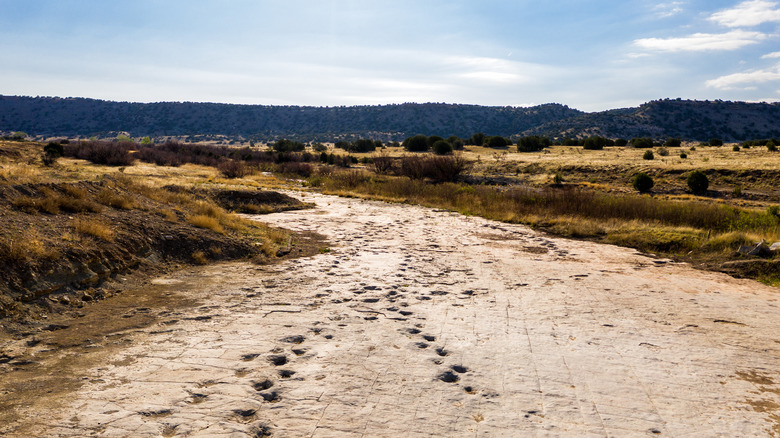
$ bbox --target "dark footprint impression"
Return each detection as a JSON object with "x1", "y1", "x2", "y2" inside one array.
[
  {"x1": 268, "y1": 355, "x2": 288, "y2": 366},
  {"x1": 438, "y1": 371, "x2": 460, "y2": 383}
]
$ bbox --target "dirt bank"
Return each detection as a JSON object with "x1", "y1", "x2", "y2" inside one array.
[
  {"x1": 0, "y1": 179, "x2": 311, "y2": 331},
  {"x1": 2, "y1": 191, "x2": 779, "y2": 436}
]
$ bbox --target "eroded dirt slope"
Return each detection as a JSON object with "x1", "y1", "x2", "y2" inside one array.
[{"x1": 2, "y1": 191, "x2": 780, "y2": 437}]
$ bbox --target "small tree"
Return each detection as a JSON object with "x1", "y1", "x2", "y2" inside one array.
[
  {"x1": 312, "y1": 142, "x2": 328, "y2": 152},
  {"x1": 615, "y1": 138, "x2": 628, "y2": 146},
  {"x1": 767, "y1": 140, "x2": 777, "y2": 152},
  {"x1": 140, "y1": 136, "x2": 153, "y2": 145},
  {"x1": 643, "y1": 150, "x2": 654, "y2": 160},
  {"x1": 663, "y1": 138, "x2": 681, "y2": 147},
  {"x1": 632, "y1": 173, "x2": 654, "y2": 193},
  {"x1": 687, "y1": 170, "x2": 709, "y2": 194}
]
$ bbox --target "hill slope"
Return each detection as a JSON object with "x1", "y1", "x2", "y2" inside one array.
[{"x1": 1, "y1": 95, "x2": 778, "y2": 141}]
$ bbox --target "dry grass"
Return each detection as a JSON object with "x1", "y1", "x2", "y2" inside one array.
[
  {"x1": 192, "y1": 250, "x2": 208, "y2": 265},
  {"x1": 188, "y1": 215, "x2": 225, "y2": 234},
  {"x1": 0, "y1": 233, "x2": 59, "y2": 264},
  {"x1": 96, "y1": 187, "x2": 135, "y2": 209},
  {"x1": 73, "y1": 218, "x2": 114, "y2": 242}
]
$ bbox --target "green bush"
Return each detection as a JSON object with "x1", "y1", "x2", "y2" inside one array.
[
  {"x1": 486, "y1": 136, "x2": 509, "y2": 148},
  {"x1": 680, "y1": 152, "x2": 687, "y2": 159},
  {"x1": 517, "y1": 136, "x2": 551, "y2": 152},
  {"x1": 687, "y1": 170, "x2": 709, "y2": 194},
  {"x1": 709, "y1": 138, "x2": 723, "y2": 146},
  {"x1": 432, "y1": 140, "x2": 453, "y2": 155},
  {"x1": 642, "y1": 150, "x2": 654, "y2": 160},
  {"x1": 663, "y1": 138, "x2": 681, "y2": 147},
  {"x1": 312, "y1": 142, "x2": 328, "y2": 152},
  {"x1": 631, "y1": 137, "x2": 654, "y2": 148},
  {"x1": 767, "y1": 140, "x2": 777, "y2": 152},
  {"x1": 732, "y1": 145, "x2": 740, "y2": 152},
  {"x1": 657, "y1": 147, "x2": 669, "y2": 156},
  {"x1": 614, "y1": 138, "x2": 628, "y2": 146},
  {"x1": 583, "y1": 136, "x2": 607, "y2": 150},
  {"x1": 403, "y1": 135, "x2": 430, "y2": 152},
  {"x1": 632, "y1": 173, "x2": 654, "y2": 193}
]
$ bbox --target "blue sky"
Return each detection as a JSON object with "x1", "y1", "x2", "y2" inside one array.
[{"x1": 1, "y1": 0, "x2": 779, "y2": 111}]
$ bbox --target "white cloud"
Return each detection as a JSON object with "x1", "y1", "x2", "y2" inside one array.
[
  {"x1": 654, "y1": 2, "x2": 685, "y2": 18},
  {"x1": 634, "y1": 30, "x2": 766, "y2": 52},
  {"x1": 762, "y1": 51, "x2": 780, "y2": 58},
  {"x1": 709, "y1": 0, "x2": 780, "y2": 27},
  {"x1": 706, "y1": 62, "x2": 780, "y2": 89}
]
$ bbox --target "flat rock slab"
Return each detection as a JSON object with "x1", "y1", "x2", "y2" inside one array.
[{"x1": 4, "y1": 191, "x2": 780, "y2": 437}]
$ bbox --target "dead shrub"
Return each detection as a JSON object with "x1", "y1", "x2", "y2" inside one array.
[
  {"x1": 278, "y1": 162, "x2": 313, "y2": 177},
  {"x1": 397, "y1": 155, "x2": 468, "y2": 182},
  {"x1": 218, "y1": 160, "x2": 250, "y2": 178}
]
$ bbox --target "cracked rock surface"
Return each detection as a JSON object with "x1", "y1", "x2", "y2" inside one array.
[{"x1": 4, "y1": 191, "x2": 780, "y2": 437}]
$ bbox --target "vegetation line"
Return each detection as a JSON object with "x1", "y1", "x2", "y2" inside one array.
[{"x1": 310, "y1": 170, "x2": 780, "y2": 281}]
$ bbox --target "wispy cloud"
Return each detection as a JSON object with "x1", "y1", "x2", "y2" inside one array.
[
  {"x1": 762, "y1": 51, "x2": 780, "y2": 58},
  {"x1": 634, "y1": 29, "x2": 766, "y2": 52},
  {"x1": 706, "y1": 62, "x2": 780, "y2": 89},
  {"x1": 709, "y1": 0, "x2": 780, "y2": 27},
  {"x1": 653, "y1": 1, "x2": 685, "y2": 18}
]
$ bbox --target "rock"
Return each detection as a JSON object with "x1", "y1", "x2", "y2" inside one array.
[
  {"x1": 81, "y1": 292, "x2": 93, "y2": 302},
  {"x1": 738, "y1": 240, "x2": 771, "y2": 257},
  {"x1": 59, "y1": 296, "x2": 70, "y2": 305}
]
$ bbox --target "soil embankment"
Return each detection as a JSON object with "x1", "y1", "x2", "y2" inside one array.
[{"x1": 2, "y1": 191, "x2": 780, "y2": 436}]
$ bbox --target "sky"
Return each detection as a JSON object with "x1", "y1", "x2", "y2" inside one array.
[{"x1": 1, "y1": 0, "x2": 779, "y2": 112}]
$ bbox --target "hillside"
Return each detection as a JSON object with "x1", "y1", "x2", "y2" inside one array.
[
  {"x1": 1, "y1": 95, "x2": 779, "y2": 142},
  {"x1": 0, "y1": 96, "x2": 581, "y2": 142},
  {"x1": 525, "y1": 99, "x2": 780, "y2": 141}
]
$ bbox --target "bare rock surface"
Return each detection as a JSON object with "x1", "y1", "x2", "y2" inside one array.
[{"x1": 4, "y1": 191, "x2": 780, "y2": 436}]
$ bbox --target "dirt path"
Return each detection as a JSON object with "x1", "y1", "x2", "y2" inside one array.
[{"x1": 4, "y1": 191, "x2": 780, "y2": 437}]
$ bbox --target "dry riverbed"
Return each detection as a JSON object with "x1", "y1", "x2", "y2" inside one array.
[{"x1": 2, "y1": 191, "x2": 780, "y2": 437}]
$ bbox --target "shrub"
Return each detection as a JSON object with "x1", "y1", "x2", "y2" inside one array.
[
  {"x1": 467, "y1": 132, "x2": 485, "y2": 146},
  {"x1": 218, "y1": 160, "x2": 250, "y2": 178},
  {"x1": 273, "y1": 139, "x2": 305, "y2": 152},
  {"x1": 632, "y1": 173, "x2": 654, "y2": 193},
  {"x1": 403, "y1": 135, "x2": 430, "y2": 152},
  {"x1": 583, "y1": 136, "x2": 607, "y2": 150},
  {"x1": 680, "y1": 152, "x2": 688, "y2": 159},
  {"x1": 767, "y1": 140, "x2": 777, "y2": 152},
  {"x1": 486, "y1": 136, "x2": 509, "y2": 148},
  {"x1": 614, "y1": 138, "x2": 628, "y2": 146},
  {"x1": 709, "y1": 138, "x2": 723, "y2": 146},
  {"x1": 44, "y1": 142, "x2": 64, "y2": 158},
  {"x1": 732, "y1": 145, "x2": 741, "y2": 152},
  {"x1": 553, "y1": 173, "x2": 563, "y2": 186},
  {"x1": 432, "y1": 140, "x2": 453, "y2": 155},
  {"x1": 348, "y1": 139, "x2": 377, "y2": 153},
  {"x1": 311, "y1": 142, "x2": 327, "y2": 152},
  {"x1": 398, "y1": 155, "x2": 467, "y2": 182},
  {"x1": 278, "y1": 161, "x2": 313, "y2": 177},
  {"x1": 192, "y1": 250, "x2": 208, "y2": 265},
  {"x1": 663, "y1": 138, "x2": 681, "y2": 147},
  {"x1": 373, "y1": 156, "x2": 396, "y2": 174},
  {"x1": 64, "y1": 140, "x2": 134, "y2": 166},
  {"x1": 657, "y1": 147, "x2": 669, "y2": 156},
  {"x1": 687, "y1": 170, "x2": 709, "y2": 194},
  {"x1": 642, "y1": 150, "x2": 654, "y2": 160},
  {"x1": 516, "y1": 136, "x2": 551, "y2": 152},
  {"x1": 630, "y1": 137, "x2": 654, "y2": 148}
]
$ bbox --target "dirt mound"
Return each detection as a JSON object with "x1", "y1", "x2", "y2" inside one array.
[{"x1": 163, "y1": 186, "x2": 312, "y2": 214}]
